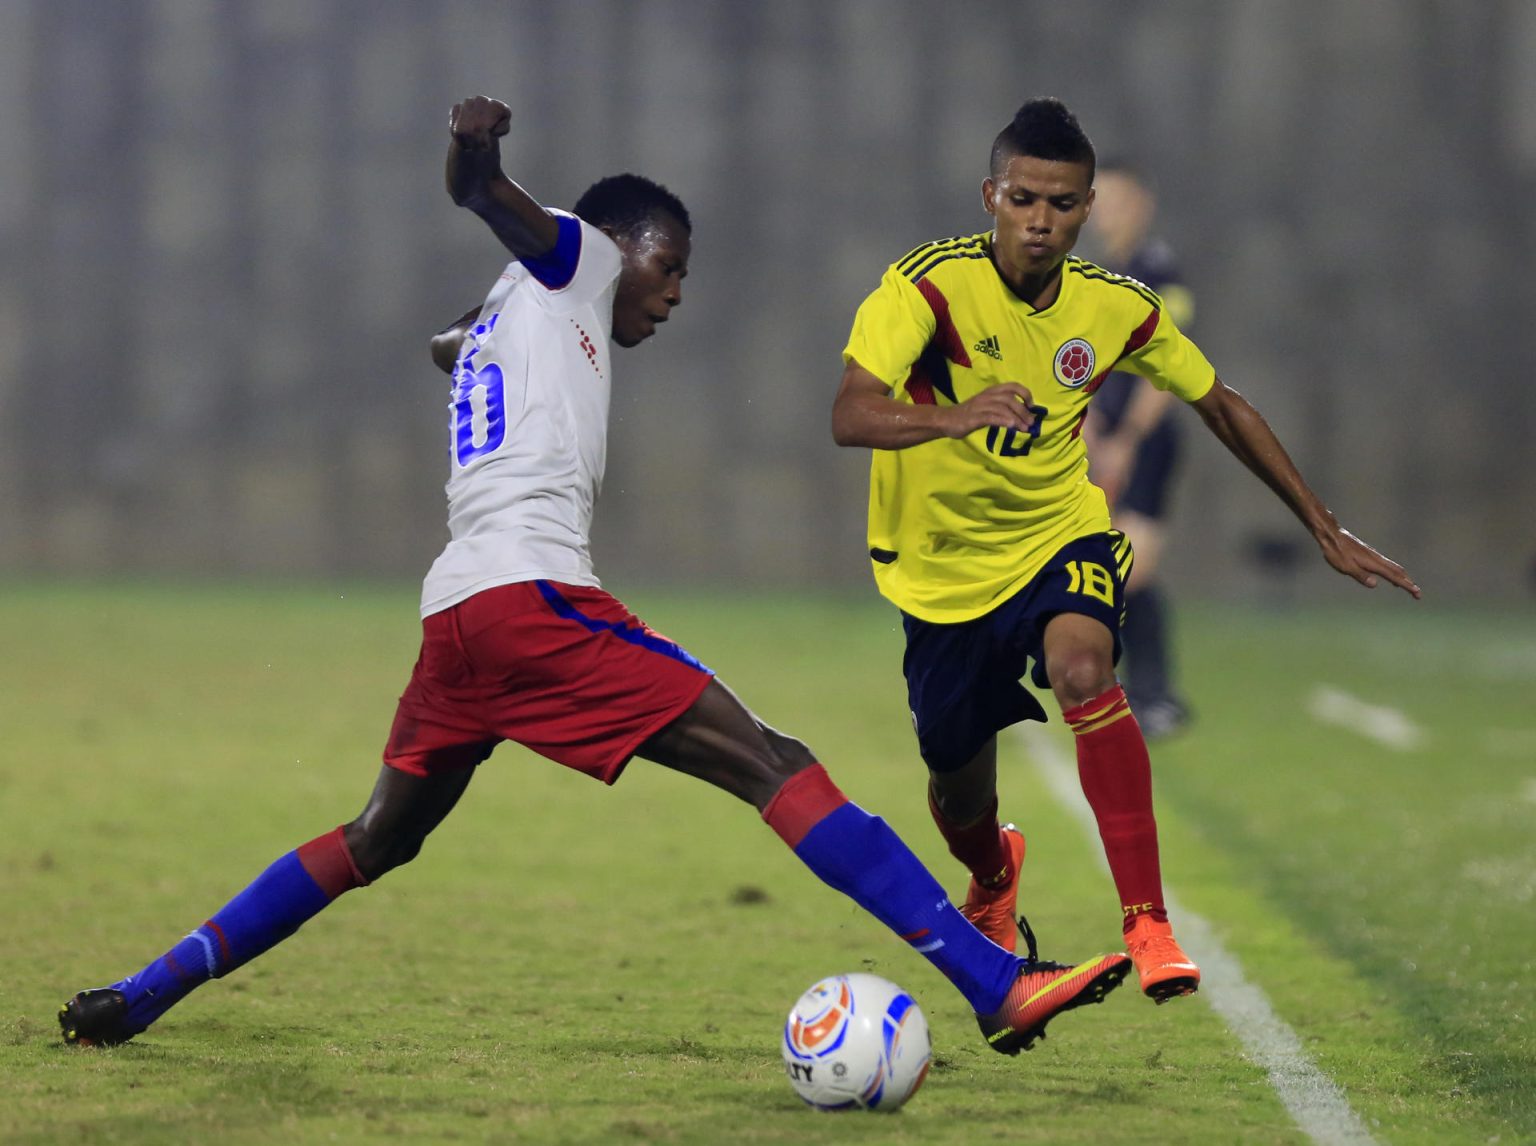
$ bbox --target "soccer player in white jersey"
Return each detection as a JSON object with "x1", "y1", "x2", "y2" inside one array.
[{"x1": 60, "y1": 97, "x2": 1133, "y2": 1058}]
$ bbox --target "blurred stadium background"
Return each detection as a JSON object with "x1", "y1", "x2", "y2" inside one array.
[{"x1": 2, "y1": 0, "x2": 1531, "y2": 601}]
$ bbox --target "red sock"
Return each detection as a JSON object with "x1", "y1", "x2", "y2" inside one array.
[
  {"x1": 295, "y1": 825, "x2": 369, "y2": 898},
  {"x1": 762, "y1": 764, "x2": 849, "y2": 847},
  {"x1": 927, "y1": 789, "x2": 1011, "y2": 887},
  {"x1": 1063, "y1": 684, "x2": 1166, "y2": 930}
]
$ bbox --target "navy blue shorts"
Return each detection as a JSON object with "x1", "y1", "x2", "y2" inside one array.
[{"x1": 901, "y1": 531, "x2": 1132, "y2": 772}]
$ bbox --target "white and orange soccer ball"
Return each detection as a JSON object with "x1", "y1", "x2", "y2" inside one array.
[{"x1": 781, "y1": 973, "x2": 931, "y2": 1112}]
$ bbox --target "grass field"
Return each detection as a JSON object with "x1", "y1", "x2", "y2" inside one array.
[{"x1": 2, "y1": 583, "x2": 1533, "y2": 1144}]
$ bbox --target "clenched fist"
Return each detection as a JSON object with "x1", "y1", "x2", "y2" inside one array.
[{"x1": 449, "y1": 96, "x2": 511, "y2": 150}]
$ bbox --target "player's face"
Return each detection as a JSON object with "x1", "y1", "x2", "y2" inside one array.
[
  {"x1": 983, "y1": 155, "x2": 1094, "y2": 283},
  {"x1": 609, "y1": 216, "x2": 690, "y2": 348}
]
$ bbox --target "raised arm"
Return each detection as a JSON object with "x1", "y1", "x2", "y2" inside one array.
[
  {"x1": 1191, "y1": 377, "x2": 1421, "y2": 598},
  {"x1": 831, "y1": 359, "x2": 1038, "y2": 449},
  {"x1": 445, "y1": 96, "x2": 560, "y2": 259}
]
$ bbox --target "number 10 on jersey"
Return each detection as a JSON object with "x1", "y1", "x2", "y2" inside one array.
[
  {"x1": 453, "y1": 317, "x2": 507, "y2": 465},
  {"x1": 984, "y1": 404, "x2": 1048, "y2": 457}
]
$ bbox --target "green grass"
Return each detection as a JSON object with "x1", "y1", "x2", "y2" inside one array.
[{"x1": 1, "y1": 583, "x2": 1532, "y2": 1143}]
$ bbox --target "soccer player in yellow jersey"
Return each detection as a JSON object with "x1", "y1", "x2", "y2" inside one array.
[{"x1": 833, "y1": 98, "x2": 1420, "y2": 1004}]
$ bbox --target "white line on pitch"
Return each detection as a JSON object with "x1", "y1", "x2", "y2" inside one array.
[
  {"x1": 1307, "y1": 685, "x2": 1424, "y2": 751},
  {"x1": 1015, "y1": 725, "x2": 1378, "y2": 1146}
]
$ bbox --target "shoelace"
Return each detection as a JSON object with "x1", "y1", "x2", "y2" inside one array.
[
  {"x1": 1011, "y1": 914, "x2": 1084, "y2": 977},
  {"x1": 1130, "y1": 932, "x2": 1184, "y2": 963},
  {"x1": 1016, "y1": 912, "x2": 1040, "y2": 962}
]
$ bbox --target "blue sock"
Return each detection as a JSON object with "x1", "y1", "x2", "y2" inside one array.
[
  {"x1": 762, "y1": 766, "x2": 1021, "y2": 1013},
  {"x1": 113, "y1": 835, "x2": 361, "y2": 1033},
  {"x1": 793, "y1": 803, "x2": 1021, "y2": 1013}
]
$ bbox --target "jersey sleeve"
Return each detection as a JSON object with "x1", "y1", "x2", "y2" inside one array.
[
  {"x1": 1118, "y1": 304, "x2": 1216, "y2": 403},
  {"x1": 522, "y1": 210, "x2": 623, "y2": 314},
  {"x1": 841, "y1": 264, "x2": 937, "y2": 389}
]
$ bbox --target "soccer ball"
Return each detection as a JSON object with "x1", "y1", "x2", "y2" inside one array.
[{"x1": 781, "y1": 973, "x2": 931, "y2": 1112}]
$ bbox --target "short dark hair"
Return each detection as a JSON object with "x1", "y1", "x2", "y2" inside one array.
[
  {"x1": 990, "y1": 99, "x2": 1096, "y2": 180},
  {"x1": 572, "y1": 174, "x2": 691, "y2": 239}
]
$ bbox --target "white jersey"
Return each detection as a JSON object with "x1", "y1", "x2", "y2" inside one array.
[{"x1": 420, "y1": 211, "x2": 624, "y2": 617}]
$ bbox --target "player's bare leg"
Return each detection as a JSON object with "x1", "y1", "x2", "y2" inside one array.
[
  {"x1": 61, "y1": 763, "x2": 479, "y2": 1045},
  {"x1": 927, "y1": 739, "x2": 1028, "y2": 953},
  {"x1": 345, "y1": 762, "x2": 479, "y2": 880},
  {"x1": 636, "y1": 677, "x2": 817, "y2": 808},
  {"x1": 1043, "y1": 612, "x2": 1199, "y2": 1001}
]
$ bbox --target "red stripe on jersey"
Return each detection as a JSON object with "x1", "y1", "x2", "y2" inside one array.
[
  {"x1": 915, "y1": 279, "x2": 972, "y2": 368},
  {"x1": 905, "y1": 364, "x2": 936, "y2": 405},
  {"x1": 1085, "y1": 307, "x2": 1162, "y2": 395},
  {"x1": 1124, "y1": 308, "x2": 1161, "y2": 355}
]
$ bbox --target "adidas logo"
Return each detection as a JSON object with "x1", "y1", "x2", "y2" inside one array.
[{"x1": 973, "y1": 334, "x2": 1002, "y2": 360}]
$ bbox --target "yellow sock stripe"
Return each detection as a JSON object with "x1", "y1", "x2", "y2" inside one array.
[
  {"x1": 1075, "y1": 705, "x2": 1134, "y2": 735},
  {"x1": 1070, "y1": 699, "x2": 1133, "y2": 735},
  {"x1": 1074, "y1": 709, "x2": 1134, "y2": 736}
]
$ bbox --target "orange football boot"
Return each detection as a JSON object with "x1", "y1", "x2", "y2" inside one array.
[
  {"x1": 1125, "y1": 915, "x2": 1201, "y2": 1003},
  {"x1": 959, "y1": 823, "x2": 1027, "y2": 952},
  {"x1": 976, "y1": 941, "x2": 1132, "y2": 1054}
]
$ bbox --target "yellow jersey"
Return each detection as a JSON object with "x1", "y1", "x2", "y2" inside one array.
[{"x1": 842, "y1": 231, "x2": 1216, "y2": 623}]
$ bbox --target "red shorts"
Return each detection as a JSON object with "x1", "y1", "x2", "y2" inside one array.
[{"x1": 383, "y1": 580, "x2": 714, "y2": 784}]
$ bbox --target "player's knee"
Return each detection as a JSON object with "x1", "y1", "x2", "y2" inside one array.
[
  {"x1": 1048, "y1": 650, "x2": 1116, "y2": 708},
  {"x1": 740, "y1": 725, "x2": 818, "y2": 810},
  {"x1": 343, "y1": 818, "x2": 426, "y2": 882},
  {"x1": 762, "y1": 726, "x2": 817, "y2": 779}
]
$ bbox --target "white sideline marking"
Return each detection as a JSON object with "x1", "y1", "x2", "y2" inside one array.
[
  {"x1": 1015, "y1": 725, "x2": 1378, "y2": 1146},
  {"x1": 1307, "y1": 685, "x2": 1424, "y2": 751}
]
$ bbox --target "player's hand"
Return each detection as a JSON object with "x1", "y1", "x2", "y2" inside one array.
[
  {"x1": 943, "y1": 382, "x2": 1038, "y2": 439},
  {"x1": 450, "y1": 96, "x2": 512, "y2": 151},
  {"x1": 1317, "y1": 527, "x2": 1422, "y2": 599}
]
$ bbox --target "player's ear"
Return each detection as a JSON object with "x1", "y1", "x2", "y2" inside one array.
[
  {"x1": 1083, "y1": 185, "x2": 1095, "y2": 219},
  {"x1": 598, "y1": 223, "x2": 633, "y2": 259},
  {"x1": 981, "y1": 177, "x2": 997, "y2": 218}
]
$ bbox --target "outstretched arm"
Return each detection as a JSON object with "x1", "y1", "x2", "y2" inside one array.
[
  {"x1": 445, "y1": 95, "x2": 560, "y2": 260},
  {"x1": 831, "y1": 359, "x2": 1038, "y2": 449},
  {"x1": 1191, "y1": 377, "x2": 1421, "y2": 598}
]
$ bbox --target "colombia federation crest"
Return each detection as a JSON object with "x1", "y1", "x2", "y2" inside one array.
[{"x1": 1053, "y1": 338, "x2": 1096, "y2": 387}]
